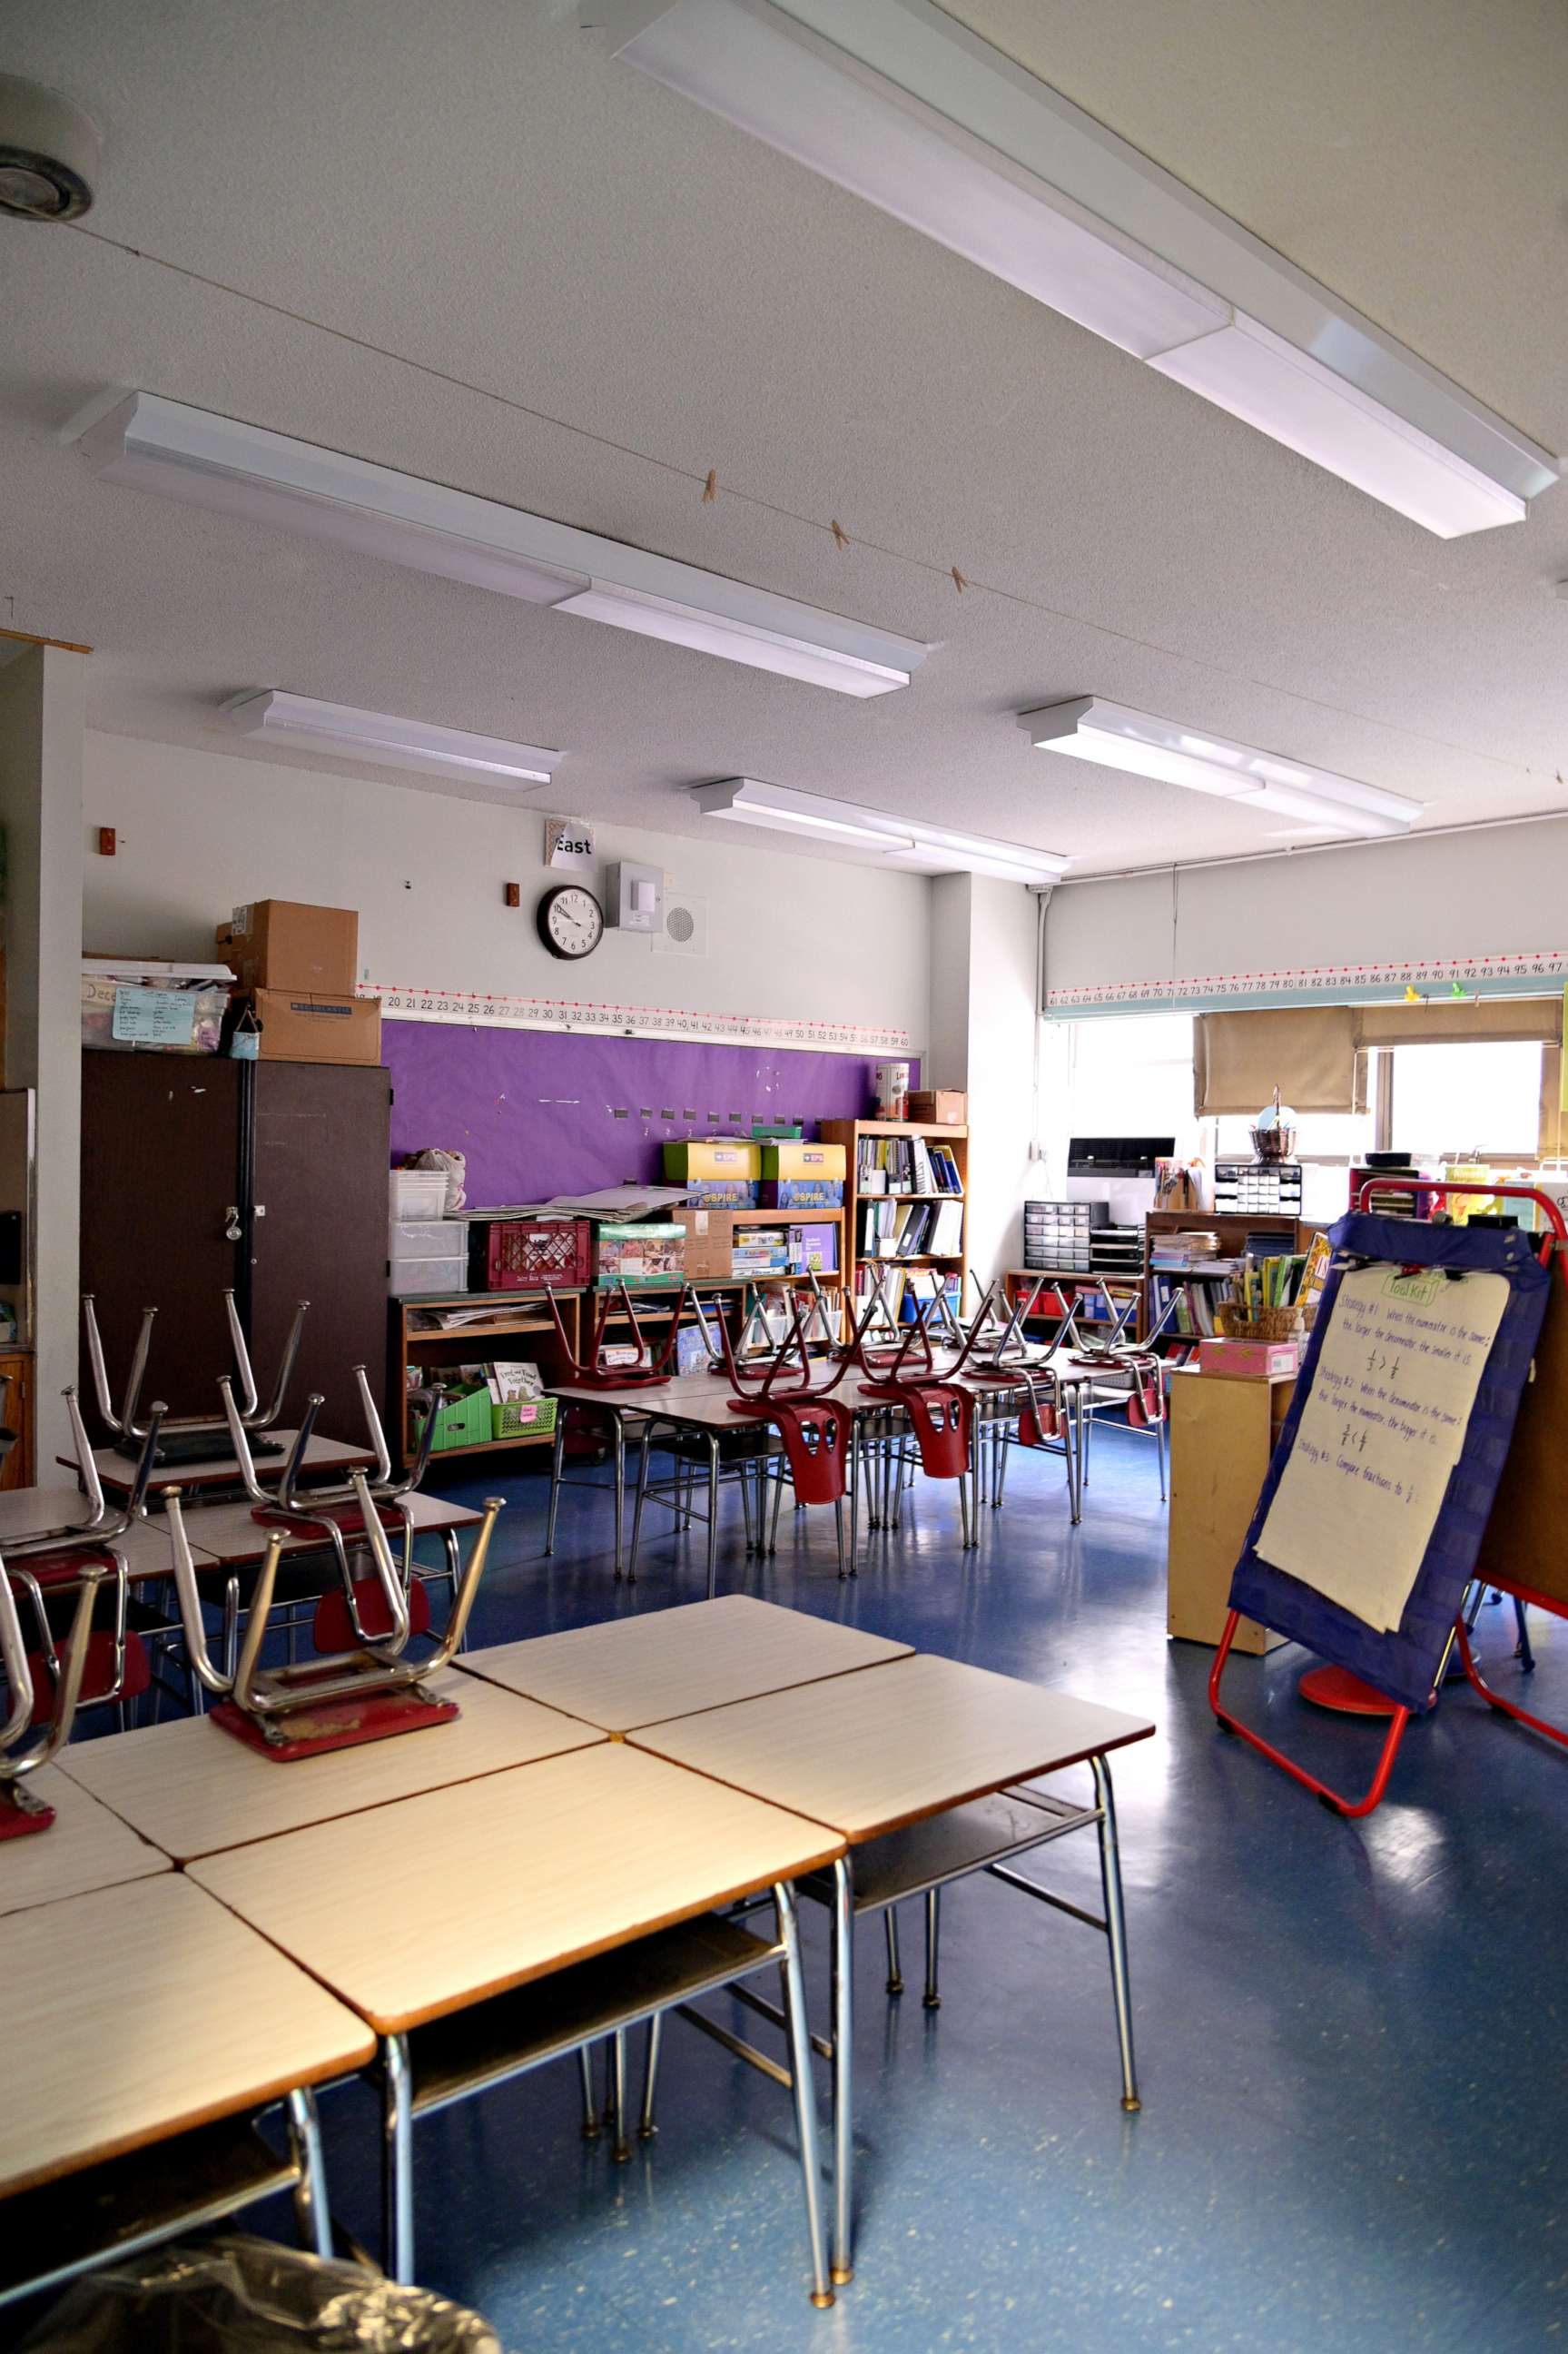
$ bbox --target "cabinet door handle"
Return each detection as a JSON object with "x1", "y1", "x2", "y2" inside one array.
[{"x1": 223, "y1": 1204, "x2": 243, "y2": 1242}]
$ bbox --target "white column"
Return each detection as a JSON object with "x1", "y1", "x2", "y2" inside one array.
[
  {"x1": 924, "y1": 872, "x2": 1046, "y2": 1288},
  {"x1": 0, "y1": 644, "x2": 86, "y2": 1469}
]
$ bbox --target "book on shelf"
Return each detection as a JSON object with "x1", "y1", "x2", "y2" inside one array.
[
  {"x1": 855, "y1": 1135, "x2": 964, "y2": 1197},
  {"x1": 852, "y1": 1265, "x2": 961, "y2": 1323},
  {"x1": 1149, "y1": 1277, "x2": 1221, "y2": 1337},
  {"x1": 859, "y1": 1197, "x2": 964, "y2": 1259}
]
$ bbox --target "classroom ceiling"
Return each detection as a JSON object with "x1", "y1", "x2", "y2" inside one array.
[{"x1": 1, "y1": 0, "x2": 1565, "y2": 879}]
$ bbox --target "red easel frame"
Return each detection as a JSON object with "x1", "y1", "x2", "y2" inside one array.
[{"x1": 1208, "y1": 1180, "x2": 1568, "y2": 1815}]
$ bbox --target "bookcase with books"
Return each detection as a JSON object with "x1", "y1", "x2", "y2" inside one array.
[
  {"x1": 1143, "y1": 1209, "x2": 1308, "y2": 1343},
  {"x1": 820, "y1": 1117, "x2": 969, "y2": 1331}
]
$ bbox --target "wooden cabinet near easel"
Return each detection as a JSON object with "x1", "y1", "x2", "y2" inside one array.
[{"x1": 1167, "y1": 1369, "x2": 1295, "y2": 1654}]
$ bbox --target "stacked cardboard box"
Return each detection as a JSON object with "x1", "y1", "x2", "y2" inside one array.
[{"x1": 216, "y1": 899, "x2": 380, "y2": 1065}]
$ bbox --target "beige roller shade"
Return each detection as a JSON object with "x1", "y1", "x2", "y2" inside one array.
[
  {"x1": 1353, "y1": 998, "x2": 1562, "y2": 1049},
  {"x1": 1194, "y1": 1007, "x2": 1363, "y2": 1116}
]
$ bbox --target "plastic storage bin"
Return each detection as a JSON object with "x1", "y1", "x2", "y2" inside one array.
[
  {"x1": 478, "y1": 1217, "x2": 594, "y2": 1290},
  {"x1": 390, "y1": 1169, "x2": 450, "y2": 1220},
  {"x1": 412, "y1": 1386, "x2": 492, "y2": 1451},
  {"x1": 390, "y1": 1255, "x2": 468, "y2": 1298},
  {"x1": 390, "y1": 1217, "x2": 467, "y2": 1260},
  {"x1": 492, "y1": 1394, "x2": 558, "y2": 1441}
]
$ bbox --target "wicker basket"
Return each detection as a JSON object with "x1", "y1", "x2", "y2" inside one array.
[{"x1": 1215, "y1": 1302, "x2": 1309, "y2": 1343}]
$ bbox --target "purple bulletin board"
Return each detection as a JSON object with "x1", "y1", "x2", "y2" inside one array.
[{"x1": 382, "y1": 1021, "x2": 918, "y2": 1208}]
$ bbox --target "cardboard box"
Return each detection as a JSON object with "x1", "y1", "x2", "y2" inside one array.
[
  {"x1": 246, "y1": 986, "x2": 382, "y2": 1066},
  {"x1": 760, "y1": 1179, "x2": 844, "y2": 1209},
  {"x1": 907, "y1": 1089, "x2": 967, "y2": 1125},
  {"x1": 662, "y1": 1140, "x2": 762, "y2": 1183},
  {"x1": 1167, "y1": 1368, "x2": 1294, "y2": 1655},
  {"x1": 760, "y1": 1142, "x2": 847, "y2": 1182},
  {"x1": 1196, "y1": 1338, "x2": 1301, "y2": 1380},
  {"x1": 220, "y1": 900, "x2": 359, "y2": 994},
  {"x1": 680, "y1": 1178, "x2": 760, "y2": 1209},
  {"x1": 673, "y1": 1207, "x2": 735, "y2": 1281},
  {"x1": 594, "y1": 1222, "x2": 686, "y2": 1289}
]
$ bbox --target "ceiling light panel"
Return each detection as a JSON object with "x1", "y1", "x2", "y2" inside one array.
[
  {"x1": 591, "y1": 0, "x2": 1559, "y2": 535},
  {"x1": 222, "y1": 691, "x2": 559, "y2": 786},
  {"x1": 81, "y1": 392, "x2": 932, "y2": 696},
  {"x1": 1020, "y1": 698, "x2": 1422, "y2": 839},
  {"x1": 693, "y1": 776, "x2": 1070, "y2": 877}
]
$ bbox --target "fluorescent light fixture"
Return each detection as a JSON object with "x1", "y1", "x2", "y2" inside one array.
[
  {"x1": 222, "y1": 690, "x2": 559, "y2": 786},
  {"x1": 1020, "y1": 697, "x2": 1422, "y2": 839},
  {"x1": 693, "y1": 776, "x2": 1070, "y2": 878},
  {"x1": 81, "y1": 391, "x2": 932, "y2": 697},
  {"x1": 590, "y1": 0, "x2": 1560, "y2": 535}
]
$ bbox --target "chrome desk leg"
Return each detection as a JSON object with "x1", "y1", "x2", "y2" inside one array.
[
  {"x1": 546, "y1": 1413, "x2": 566, "y2": 1557},
  {"x1": 705, "y1": 1434, "x2": 721, "y2": 1600},
  {"x1": 1155, "y1": 1407, "x2": 1168, "y2": 1504},
  {"x1": 1093, "y1": 1756, "x2": 1140, "y2": 2112},
  {"x1": 611, "y1": 2028, "x2": 631, "y2": 2161},
  {"x1": 739, "y1": 1451, "x2": 755, "y2": 1556},
  {"x1": 775, "y1": 1880, "x2": 833, "y2": 2309},
  {"x1": 628, "y1": 1423, "x2": 654, "y2": 1584},
  {"x1": 285, "y1": 2086, "x2": 332, "y2": 2260},
  {"x1": 770, "y1": 1452, "x2": 786, "y2": 1554},
  {"x1": 831, "y1": 1858, "x2": 854, "y2": 2285},
  {"x1": 638, "y1": 2013, "x2": 662, "y2": 2140},
  {"x1": 923, "y1": 1887, "x2": 942, "y2": 2010},
  {"x1": 883, "y1": 1907, "x2": 903, "y2": 1995},
  {"x1": 383, "y1": 2032, "x2": 415, "y2": 2283},
  {"x1": 612, "y1": 1415, "x2": 626, "y2": 1580},
  {"x1": 578, "y1": 2044, "x2": 601, "y2": 2140},
  {"x1": 222, "y1": 1575, "x2": 241, "y2": 1680},
  {"x1": 958, "y1": 1469, "x2": 972, "y2": 1551},
  {"x1": 833, "y1": 1495, "x2": 848, "y2": 1580}
]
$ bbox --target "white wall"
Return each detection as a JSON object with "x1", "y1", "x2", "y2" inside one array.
[
  {"x1": 0, "y1": 646, "x2": 86, "y2": 1466},
  {"x1": 926, "y1": 874, "x2": 1044, "y2": 1287},
  {"x1": 82, "y1": 734, "x2": 933, "y2": 1043},
  {"x1": 1045, "y1": 818, "x2": 1568, "y2": 1007}
]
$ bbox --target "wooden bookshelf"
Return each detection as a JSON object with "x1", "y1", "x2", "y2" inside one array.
[
  {"x1": 821, "y1": 1120, "x2": 969, "y2": 1323},
  {"x1": 1142, "y1": 1209, "x2": 1309, "y2": 1346}
]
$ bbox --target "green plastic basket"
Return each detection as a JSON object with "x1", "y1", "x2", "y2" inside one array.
[
  {"x1": 412, "y1": 1386, "x2": 493, "y2": 1453},
  {"x1": 492, "y1": 1394, "x2": 557, "y2": 1442}
]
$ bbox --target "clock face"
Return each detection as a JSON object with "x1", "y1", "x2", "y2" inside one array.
[{"x1": 537, "y1": 883, "x2": 605, "y2": 961}]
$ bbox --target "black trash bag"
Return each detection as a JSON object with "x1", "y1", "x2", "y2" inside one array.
[{"x1": 17, "y1": 2235, "x2": 504, "y2": 2352}]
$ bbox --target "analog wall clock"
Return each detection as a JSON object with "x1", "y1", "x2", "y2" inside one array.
[{"x1": 537, "y1": 882, "x2": 605, "y2": 961}]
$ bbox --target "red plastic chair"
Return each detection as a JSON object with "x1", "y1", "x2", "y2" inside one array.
[
  {"x1": 314, "y1": 1572, "x2": 433, "y2": 1654},
  {"x1": 851, "y1": 1310, "x2": 978, "y2": 1547},
  {"x1": 27, "y1": 1627, "x2": 151, "y2": 1725},
  {"x1": 720, "y1": 1296, "x2": 857, "y2": 1575}
]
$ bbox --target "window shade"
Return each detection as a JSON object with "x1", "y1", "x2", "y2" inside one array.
[
  {"x1": 1353, "y1": 998, "x2": 1563, "y2": 1049},
  {"x1": 1193, "y1": 1007, "x2": 1362, "y2": 1115}
]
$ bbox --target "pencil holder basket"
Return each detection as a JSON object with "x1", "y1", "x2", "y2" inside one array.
[{"x1": 1216, "y1": 1304, "x2": 1306, "y2": 1343}]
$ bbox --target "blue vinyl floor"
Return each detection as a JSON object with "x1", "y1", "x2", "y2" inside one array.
[{"x1": 81, "y1": 1423, "x2": 1566, "y2": 2354}]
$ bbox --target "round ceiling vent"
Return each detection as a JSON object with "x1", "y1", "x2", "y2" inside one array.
[{"x1": 0, "y1": 74, "x2": 99, "y2": 222}]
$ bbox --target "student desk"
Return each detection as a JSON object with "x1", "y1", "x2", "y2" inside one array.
[
  {"x1": 0, "y1": 1763, "x2": 169, "y2": 1918},
  {"x1": 0, "y1": 1873, "x2": 374, "y2": 2309},
  {"x1": 0, "y1": 1484, "x2": 189, "y2": 1578},
  {"x1": 191, "y1": 1745, "x2": 846, "y2": 2300},
  {"x1": 174, "y1": 1490, "x2": 484, "y2": 1567},
  {"x1": 458, "y1": 1592, "x2": 912, "y2": 1733},
  {"x1": 635, "y1": 1652, "x2": 1155, "y2": 2284},
  {"x1": 77, "y1": 1429, "x2": 377, "y2": 1499},
  {"x1": 56, "y1": 1669, "x2": 600, "y2": 1862}
]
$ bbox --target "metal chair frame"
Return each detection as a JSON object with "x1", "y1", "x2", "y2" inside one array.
[{"x1": 84, "y1": 1288, "x2": 308, "y2": 1455}]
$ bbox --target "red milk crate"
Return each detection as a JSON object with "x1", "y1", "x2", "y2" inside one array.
[{"x1": 482, "y1": 1217, "x2": 594, "y2": 1290}]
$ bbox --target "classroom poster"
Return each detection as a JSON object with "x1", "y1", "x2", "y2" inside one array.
[{"x1": 1256, "y1": 1263, "x2": 1508, "y2": 1633}]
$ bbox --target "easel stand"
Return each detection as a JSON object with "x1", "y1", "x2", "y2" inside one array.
[{"x1": 1209, "y1": 1190, "x2": 1557, "y2": 1816}]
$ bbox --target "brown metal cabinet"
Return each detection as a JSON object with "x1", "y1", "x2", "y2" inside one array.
[{"x1": 80, "y1": 1055, "x2": 390, "y2": 1436}]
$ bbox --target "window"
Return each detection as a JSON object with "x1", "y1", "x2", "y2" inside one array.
[
  {"x1": 1066, "y1": 1014, "x2": 1194, "y2": 1142},
  {"x1": 1387, "y1": 1041, "x2": 1543, "y2": 1160}
]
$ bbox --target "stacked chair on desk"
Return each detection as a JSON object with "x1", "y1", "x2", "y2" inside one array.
[{"x1": 0, "y1": 1388, "x2": 170, "y2": 1792}]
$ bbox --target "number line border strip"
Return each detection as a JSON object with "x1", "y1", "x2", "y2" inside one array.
[{"x1": 362, "y1": 983, "x2": 912, "y2": 1056}]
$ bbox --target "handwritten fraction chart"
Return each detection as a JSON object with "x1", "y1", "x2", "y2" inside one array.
[{"x1": 1257, "y1": 1263, "x2": 1508, "y2": 1632}]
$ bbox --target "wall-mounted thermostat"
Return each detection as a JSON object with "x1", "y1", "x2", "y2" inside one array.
[{"x1": 605, "y1": 860, "x2": 662, "y2": 933}]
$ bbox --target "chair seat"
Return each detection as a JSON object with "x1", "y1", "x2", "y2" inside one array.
[
  {"x1": 313, "y1": 1574, "x2": 432, "y2": 1653},
  {"x1": 21, "y1": 1548, "x2": 122, "y2": 1592},
  {"x1": 27, "y1": 1628, "x2": 151, "y2": 1723},
  {"x1": 254, "y1": 1503, "x2": 406, "y2": 1540}
]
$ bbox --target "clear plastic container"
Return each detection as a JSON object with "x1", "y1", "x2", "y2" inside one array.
[
  {"x1": 388, "y1": 1217, "x2": 467, "y2": 1258},
  {"x1": 390, "y1": 1254, "x2": 468, "y2": 1298},
  {"x1": 389, "y1": 1169, "x2": 450, "y2": 1220}
]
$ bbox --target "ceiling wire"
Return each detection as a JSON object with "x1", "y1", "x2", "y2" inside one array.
[{"x1": 65, "y1": 221, "x2": 1559, "y2": 790}]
